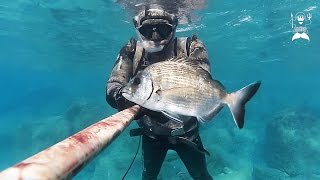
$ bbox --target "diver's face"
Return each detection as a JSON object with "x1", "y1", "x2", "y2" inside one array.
[
  {"x1": 136, "y1": 29, "x2": 174, "y2": 53},
  {"x1": 135, "y1": 16, "x2": 176, "y2": 52},
  {"x1": 140, "y1": 37, "x2": 170, "y2": 53}
]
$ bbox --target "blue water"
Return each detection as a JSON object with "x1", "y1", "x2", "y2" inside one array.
[{"x1": 1, "y1": 0, "x2": 319, "y2": 179}]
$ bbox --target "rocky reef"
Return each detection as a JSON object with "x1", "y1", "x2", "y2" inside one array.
[{"x1": 253, "y1": 108, "x2": 320, "y2": 179}]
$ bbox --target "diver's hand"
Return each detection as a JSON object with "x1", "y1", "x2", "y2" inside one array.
[
  {"x1": 114, "y1": 86, "x2": 130, "y2": 111},
  {"x1": 114, "y1": 86, "x2": 124, "y2": 101},
  {"x1": 114, "y1": 86, "x2": 137, "y2": 111}
]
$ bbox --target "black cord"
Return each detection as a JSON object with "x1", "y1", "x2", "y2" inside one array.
[{"x1": 121, "y1": 135, "x2": 142, "y2": 180}]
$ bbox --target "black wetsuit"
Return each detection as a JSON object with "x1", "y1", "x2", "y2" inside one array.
[{"x1": 106, "y1": 35, "x2": 213, "y2": 180}]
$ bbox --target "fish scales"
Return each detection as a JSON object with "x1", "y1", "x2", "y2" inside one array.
[{"x1": 150, "y1": 62, "x2": 210, "y2": 90}]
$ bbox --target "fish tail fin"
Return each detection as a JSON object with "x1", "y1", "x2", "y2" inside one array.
[{"x1": 225, "y1": 81, "x2": 261, "y2": 129}]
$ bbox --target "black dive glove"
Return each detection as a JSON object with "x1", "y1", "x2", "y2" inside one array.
[
  {"x1": 113, "y1": 86, "x2": 132, "y2": 111},
  {"x1": 114, "y1": 86, "x2": 124, "y2": 101},
  {"x1": 114, "y1": 87, "x2": 151, "y2": 120}
]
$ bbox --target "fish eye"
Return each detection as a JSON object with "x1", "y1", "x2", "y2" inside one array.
[{"x1": 133, "y1": 77, "x2": 140, "y2": 85}]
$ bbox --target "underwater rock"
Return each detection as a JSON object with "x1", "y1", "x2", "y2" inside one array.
[
  {"x1": 223, "y1": 167, "x2": 232, "y2": 174},
  {"x1": 263, "y1": 109, "x2": 320, "y2": 177},
  {"x1": 90, "y1": 122, "x2": 142, "y2": 179},
  {"x1": 18, "y1": 116, "x2": 71, "y2": 152},
  {"x1": 207, "y1": 149, "x2": 228, "y2": 176},
  {"x1": 252, "y1": 165, "x2": 289, "y2": 180},
  {"x1": 63, "y1": 98, "x2": 109, "y2": 134},
  {"x1": 158, "y1": 150, "x2": 194, "y2": 180},
  {"x1": 64, "y1": 99, "x2": 88, "y2": 134},
  {"x1": 202, "y1": 125, "x2": 257, "y2": 177},
  {"x1": 11, "y1": 98, "x2": 106, "y2": 168},
  {"x1": 64, "y1": 100, "x2": 86, "y2": 121}
]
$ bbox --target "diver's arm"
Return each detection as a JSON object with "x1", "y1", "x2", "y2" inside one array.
[
  {"x1": 106, "y1": 38, "x2": 136, "y2": 110},
  {"x1": 188, "y1": 35, "x2": 211, "y2": 74}
]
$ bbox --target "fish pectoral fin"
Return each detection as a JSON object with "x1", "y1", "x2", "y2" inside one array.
[
  {"x1": 161, "y1": 111, "x2": 183, "y2": 123},
  {"x1": 198, "y1": 103, "x2": 224, "y2": 123}
]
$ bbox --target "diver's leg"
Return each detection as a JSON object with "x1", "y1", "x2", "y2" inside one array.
[
  {"x1": 176, "y1": 135, "x2": 213, "y2": 180},
  {"x1": 142, "y1": 135, "x2": 168, "y2": 180}
]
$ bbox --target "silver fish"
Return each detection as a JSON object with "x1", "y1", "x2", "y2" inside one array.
[{"x1": 122, "y1": 58, "x2": 261, "y2": 128}]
